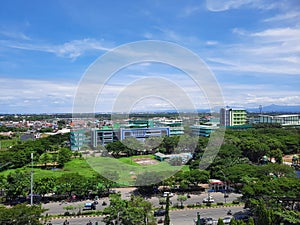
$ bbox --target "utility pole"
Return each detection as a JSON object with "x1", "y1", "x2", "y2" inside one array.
[
  {"x1": 221, "y1": 171, "x2": 227, "y2": 204},
  {"x1": 30, "y1": 152, "x2": 34, "y2": 206}
]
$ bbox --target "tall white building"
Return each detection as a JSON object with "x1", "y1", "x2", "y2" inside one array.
[{"x1": 220, "y1": 107, "x2": 247, "y2": 127}]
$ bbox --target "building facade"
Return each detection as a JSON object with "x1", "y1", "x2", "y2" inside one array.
[
  {"x1": 220, "y1": 107, "x2": 247, "y2": 127},
  {"x1": 190, "y1": 124, "x2": 219, "y2": 137},
  {"x1": 91, "y1": 126, "x2": 119, "y2": 148},
  {"x1": 258, "y1": 114, "x2": 300, "y2": 126},
  {"x1": 70, "y1": 129, "x2": 90, "y2": 150},
  {"x1": 119, "y1": 127, "x2": 170, "y2": 141}
]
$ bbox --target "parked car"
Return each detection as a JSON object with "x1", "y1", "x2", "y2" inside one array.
[
  {"x1": 203, "y1": 195, "x2": 214, "y2": 203},
  {"x1": 193, "y1": 218, "x2": 206, "y2": 224},
  {"x1": 162, "y1": 192, "x2": 174, "y2": 197},
  {"x1": 206, "y1": 217, "x2": 215, "y2": 225},
  {"x1": 223, "y1": 217, "x2": 232, "y2": 224},
  {"x1": 154, "y1": 209, "x2": 166, "y2": 217},
  {"x1": 83, "y1": 202, "x2": 96, "y2": 210}
]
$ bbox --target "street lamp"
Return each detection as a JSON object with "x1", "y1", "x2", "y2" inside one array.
[
  {"x1": 220, "y1": 171, "x2": 227, "y2": 204},
  {"x1": 197, "y1": 212, "x2": 201, "y2": 225},
  {"x1": 30, "y1": 152, "x2": 34, "y2": 206}
]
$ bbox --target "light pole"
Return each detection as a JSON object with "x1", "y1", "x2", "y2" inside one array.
[
  {"x1": 30, "y1": 152, "x2": 34, "y2": 206},
  {"x1": 220, "y1": 171, "x2": 227, "y2": 204},
  {"x1": 197, "y1": 212, "x2": 201, "y2": 225}
]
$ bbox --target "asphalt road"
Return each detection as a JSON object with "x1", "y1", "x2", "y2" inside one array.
[
  {"x1": 47, "y1": 205, "x2": 245, "y2": 225},
  {"x1": 43, "y1": 188, "x2": 242, "y2": 215}
]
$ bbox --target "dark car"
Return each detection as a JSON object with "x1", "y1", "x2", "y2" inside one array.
[
  {"x1": 83, "y1": 202, "x2": 96, "y2": 210},
  {"x1": 154, "y1": 209, "x2": 166, "y2": 217},
  {"x1": 235, "y1": 214, "x2": 249, "y2": 222}
]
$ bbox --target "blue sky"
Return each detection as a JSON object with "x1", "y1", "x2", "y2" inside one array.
[{"x1": 0, "y1": 0, "x2": 299, "y2": 113}]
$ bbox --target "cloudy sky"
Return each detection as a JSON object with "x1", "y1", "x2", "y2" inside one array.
[{"x1": 0, "y1": 0, "x2": 299, "y2": 113}]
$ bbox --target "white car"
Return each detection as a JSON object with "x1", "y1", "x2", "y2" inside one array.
[
  {"x1": 163, "y1": 192, "x2": 174, "y2": 197},
  {"x1": 223, "y1": 217, "x2": 232, "y2": 224},
  {"x1": 203, "y1": 195, "x2": 214, "y2": 203}
]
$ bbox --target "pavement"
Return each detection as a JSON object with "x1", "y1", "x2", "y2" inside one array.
[
  {"x1": 42, "y1": 187, "x2": 242, "y2": 216},
  {"x1": 46, "y1": 205, "x2": 246, "y2": 225}
]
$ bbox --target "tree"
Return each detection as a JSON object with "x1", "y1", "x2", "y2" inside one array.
[
  {"x1": 0, "y1": 204, "x2": 46, "y2": 225},
  {"x1": 187, "y1": 169, "x2": 210, "y2": 186},
  {"x1": 160, "y1": 136, "x2": 179, "y2": 154},
  {"x1": 169, "y1": 156, "x2": 182, "y2": 166},
  {"x1": 34, "y1": 176, "x2": 56, "y2": 197},
  {"x1": 56, "y1": 148, "x2": 72, "y2": 166},
  {"x1": 164, "y1": 194, "x2": 171, "y2": 225},
  {"x1": 102, "y1": 194, "x2": 155, "y2": 225},
  {"x1": 135, "y1": 171, "x2": 166, "y2": 193},
  {"x1": 39, "y1": 152, "x2": 52, "y2": 167},
  {"x1": 55, "y1": 173, "x2": 91, "y2": 197},
  {"x1": 122, "y1": 137, "x2": 144, "y2": 156},
  {"x1": 5, "y1": 170, "x2": 30, "y2": 200},
  {"x1": 256, "y1": 200, "x2": 275, "y2": 225},
  {"x1": 96, "y1": 171, "x2": 119, "y2": 193},
  {"x1": 248, "y1": 217, "x2": 255, "y2": 225},
  {"x1": 106, "y1": 141, "x2": 126, "y2": 157},
  {"x1": 229, "y1": 219, "x2": 237, "y2": 225},
  {"x1": 269, "y1": 149, "x2": 283, "y2": 164},
  {"x1": 177, "y1": 195, "x2": 187, "y2": 208},
  {"x1": 145, "y1": 136, "x2": 163, "y2": 153},
  {"x1": 217, "y1": 218, "x2": 224, "y2": 225}
]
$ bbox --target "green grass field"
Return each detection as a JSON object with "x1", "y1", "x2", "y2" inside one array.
[
  {"x1": 0, "y1": 155, "x2": 189, "y2": 186},
  {"x1": 0, "y1": 138, "x2": 19, "y2": 150}
]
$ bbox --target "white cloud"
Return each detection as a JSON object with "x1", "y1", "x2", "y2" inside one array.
[
  {"x1": 206, "y1": 41, "x2": 219, "y2": 46},
  {"x1": 0, "y1": 30, "x2": 31, "y2": 40},
  {"x1": 180, "y1": 5, "x2": 202, "y2": 17},
  {"x1": 221, "y1": 83, "x2": 300, "y2": 107},
  {"x1": 0, "y1": 77, "x2": 77, "y2": 113},
  {"x1": 0, "y1": 38, "x2": 112, "y2": 60},
  {"x1": 263, "y1": 11, "x2": 300, "y2": 22},
  {"x1": 251, "y1": 27, "x2": 300, "y2": 40},
  {"x1": 206, "y1": 0, "x2": 284, "y2": 12},
  {"x1": 206, "y1": 26, "x2": 300, "y2": 75},
  {"x1": 206, "y1": 0, "x2": 254, "y2": 12}
]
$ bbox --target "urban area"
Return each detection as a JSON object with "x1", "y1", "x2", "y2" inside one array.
[{"x1": 0, "y1": 108, "x2": 299, "y2": 225}]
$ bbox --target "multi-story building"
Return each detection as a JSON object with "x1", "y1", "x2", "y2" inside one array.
[
  {"x1": 220, "y1": 107, "x2": 247, "y2": 127},
  {"x1": 119, "y1": 127, "x2": 170, "y2": 141},
  {"x1": 70, "y1": 129, "x2": 90, "y2": 150},
  {"x1": 190, "y1": 124, "x2": 219, "y2": 137},
  {"x1": 257, "y1": 114, "x2": 300, "y2": 126},
  {"x1": 155, "y1": 118, "x2": 184, "y2": 136},
  {"x1": 89, "y1": 120, "x2": 170, "y2": 148},
  {"x1": 91, "y1": 126, "x2": 120, "y2": 148}
]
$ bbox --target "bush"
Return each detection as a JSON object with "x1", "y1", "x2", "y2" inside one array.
[
  {"x1": 232, "y1": 200, "x2": 240, "y2": 204},
  {"x1": 195, "y1": 202, "x2": 202, "y2": 207},
  {"x1": 187, "y1": 204, "x2": 195, "y2": 208},
  {"x1": 205, "y1": 203, "x2": 212, "y2": 207},
  {"x1": 217, "y1": 202, "x2": 224, "y2": 205}
]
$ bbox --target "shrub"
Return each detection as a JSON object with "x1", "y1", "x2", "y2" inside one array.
[
  {"x1": 217, "y1": 202, "x2": 224, "y2": 205},
  {"x1": 232, "y1": 200, "x2": 240, "y2": 204}
]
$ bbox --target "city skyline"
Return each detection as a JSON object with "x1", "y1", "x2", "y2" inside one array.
[{"x1": 0, "y1": 0, "x2": 299, "y2": 113}]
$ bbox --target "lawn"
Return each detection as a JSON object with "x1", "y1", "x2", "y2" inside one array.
[
  {"x1": 87, "y1": 156, "x2": 189, "y2": 186},
  {"x1": 0, "y1": 155, "x2": 189, "y2": 186},
  {"x1": 0, "y1": 138, "x2": 19, "y2": 150}
]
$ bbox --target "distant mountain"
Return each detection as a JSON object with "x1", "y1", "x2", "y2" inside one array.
[{"x1": 246, "y1": 104, "x2": 300, "y2": 113}]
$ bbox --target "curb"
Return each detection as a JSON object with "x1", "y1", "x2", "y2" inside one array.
[
  {"x1": 50, "y1": 215, "x2": 104, "y2": 220},
  {"x1": 170, "y1": 204, "x2": 244, "y2": 211}
]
